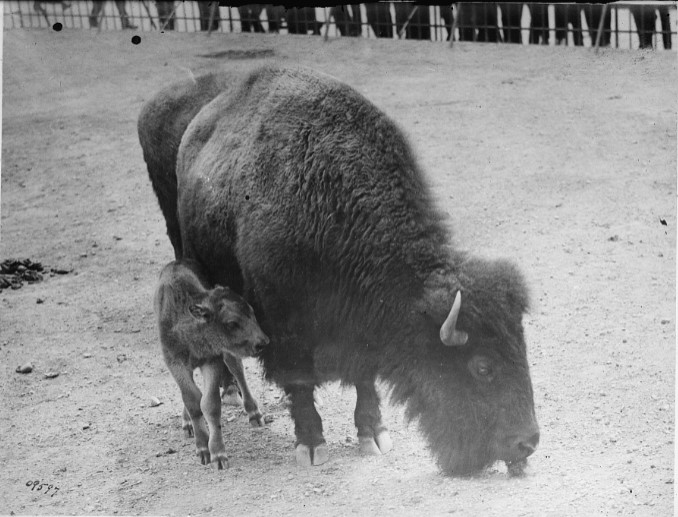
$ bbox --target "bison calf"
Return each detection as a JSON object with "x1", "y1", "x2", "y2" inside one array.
[{"x1": 155, "y1": 259, "x2": 269, "y2": 469}]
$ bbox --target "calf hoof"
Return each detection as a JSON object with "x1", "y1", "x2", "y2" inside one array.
[
  {"x1": 182, "y1": 423, "x2": 194, "y2": 438},
  {"x1": 248, "y1": 411, "x2": 264, "y2": 427},
  {"x1": 295, "y1": 443, "x2": 329, "y2": 467},
  {"x1": 196, "y1": 448, "x2": 210, "y2": 466},
  {"x1": 222, "y1": 385, "x2": 243, "y2": 407},
  {"x1": 359, "y1": 430, "x2": 393, "y2": 456},
  {"x1": 212, "y1": 452, "x2": 230, "y2": 470}
]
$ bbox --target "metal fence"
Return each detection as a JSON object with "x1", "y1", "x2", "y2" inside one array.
[{"x1": 4, "y1": 2, "x2": 676, "y2": 50}]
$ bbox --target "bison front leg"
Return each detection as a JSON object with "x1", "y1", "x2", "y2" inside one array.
[
  {"x1": 355, "y1": 381, "x2": 393, "y2": 456},
  {"x1": 286, "y1": 384, "x2": 328, "y2": 466}
]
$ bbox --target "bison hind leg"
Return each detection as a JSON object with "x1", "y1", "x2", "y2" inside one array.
[{"x1": 221, "y1": 383, "x2": 243, "y2": 407}]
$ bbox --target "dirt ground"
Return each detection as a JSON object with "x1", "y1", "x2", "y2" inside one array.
[{"x1": 1, "y1": 27, "x2": 675, "y2": 516}]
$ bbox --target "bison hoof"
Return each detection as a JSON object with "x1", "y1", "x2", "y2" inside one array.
[
  {"x1": 359, "y1": 431, "x2": 393, "y2": 456},
  {"x1": 375, "y1": 430, "x2": 393, "y2": 454},
  {"x1": 248, "y1": 411, "x2": 264, "y2": 427},
  {"x1": 295, "y1": 443, "x2": 329, "y2": 467},
  {"x1": 221, "y1": 386, "x2": 243, "y2": 407},
  {"x1": 359, "y1": 436, "x2": 381, "y2": 455},
  {"x1": 196, "y1": 448, "x2": 210, "y2": 465}
]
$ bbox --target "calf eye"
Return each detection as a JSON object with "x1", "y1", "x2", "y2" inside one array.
[{"x1": 225, "y1": 321, "x2": 240, "y2": 332}]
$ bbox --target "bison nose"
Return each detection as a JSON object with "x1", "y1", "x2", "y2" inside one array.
[
  {"x1": 501, "y1": 429, "x2": 539, "y2": 462},
  {"x1": 516, "y1": 432, "x2": 540, "y2": 457}
]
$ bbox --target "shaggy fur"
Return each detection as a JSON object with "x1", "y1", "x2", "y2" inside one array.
[
  {"x1": 141, "y1": 65, "x2": 539, "y2": 475},
  {"x1": 138, "y1": 71, "x2": 247, "y2": 258}
]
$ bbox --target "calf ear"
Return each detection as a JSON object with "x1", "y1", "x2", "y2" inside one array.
[{"x1": 188, "y1": 303, "x2": 212, "y2": 321}]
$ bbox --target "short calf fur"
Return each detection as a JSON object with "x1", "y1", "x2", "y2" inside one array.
[{"x1": 154, "y1": 259, "x2": 269, "y2": 469}]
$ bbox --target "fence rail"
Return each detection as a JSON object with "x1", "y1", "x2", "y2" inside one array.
[{"x1": 4, "y1": 2, "x2": 676, "y2": 50}]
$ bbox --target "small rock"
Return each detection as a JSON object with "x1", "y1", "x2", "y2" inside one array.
[
  {"x1": 16, "y1": 364, "x2": 33, "y2": 374},
  {"x1": 83, "y1": 353, "x2": 92, "y2": 358},
  {"x1": 263, "y1": 415, "x2": 274, "y2": 424},
  {"x1": 149, "y1": 397, "x2": 162, "y2": 407},
  {"x1": 117, "y1": 354, "x2": 127, "y2": 363},
  {"x1": 36, "y1": 298, "x2": 44, "y2": 304},
  {"x1": 660, "y1": 319, "x2": 670, "y2": 325},
  {"x1": 83, "y1": 423, "x2": 91, "y2": 430},
  {"x1": 44, "y1": 372, "x2": 60, "y2": 379}
]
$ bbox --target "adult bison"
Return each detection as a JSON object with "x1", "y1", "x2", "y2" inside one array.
[{"x1": 138, "y1": 66, "x2": 539, "y2": 476}]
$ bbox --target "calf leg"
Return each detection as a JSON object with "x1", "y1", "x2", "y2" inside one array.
[
  {"x1": 164, "y1": 357, "x2": 210, "y2": 465},
  {"x1": 223, "y1": 354, "x2": 264, "y2": 426},
  {"x1": 286, "y1": 383, "x2": 328, "y2": 466},
  {"x1": 220, "y1": 367, "x2": 243, "y2": 407},
  {"x1": 199, "y1": 359, "x2": 229, "y2": 469},
  {"x1": 355, "y1": 380, "x2": 393, "y2": 455}
]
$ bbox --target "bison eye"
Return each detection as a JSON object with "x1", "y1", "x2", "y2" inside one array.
[
  {"x1": 477, "y1": 364, "x2": 492, "y2": 376},
  {"x1": 469, "y1": 356, "x2": 495, "y2": 382}
]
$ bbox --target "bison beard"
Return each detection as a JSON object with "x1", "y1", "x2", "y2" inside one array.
[{"x1": 139, "y1": 65, "x2": 539, "y2": 476}]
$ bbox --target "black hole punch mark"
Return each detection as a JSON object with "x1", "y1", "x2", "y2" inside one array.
[
  {"x1": 131, "y1": 35, "x2": 141, "y2": 45},
  {"x1": 52, "y1": 22, "x2": 63, "y2": 32}
]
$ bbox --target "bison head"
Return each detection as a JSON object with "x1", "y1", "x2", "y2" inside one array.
[{"x1": 389, "y1": 258, "x2": 539, "y2": 476}]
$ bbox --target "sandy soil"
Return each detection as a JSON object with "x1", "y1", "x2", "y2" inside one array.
[{"x1": 1, "y1": 28, "x2": 675, "y2": 516}]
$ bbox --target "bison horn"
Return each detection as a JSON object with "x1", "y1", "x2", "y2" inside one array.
[{"x1": 440, "y1": 291, "x2": 469, "y2": 346}]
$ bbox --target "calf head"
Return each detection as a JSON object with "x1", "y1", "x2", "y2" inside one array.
[{"x1": 189, "y1": 286, "x2": 269, "y2": 358}]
